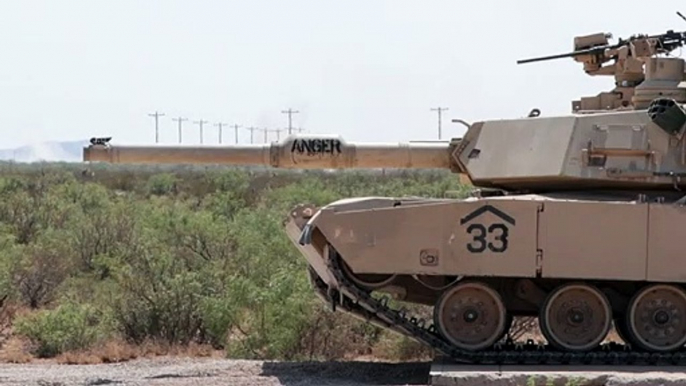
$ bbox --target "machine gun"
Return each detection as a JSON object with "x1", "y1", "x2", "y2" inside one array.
[
  {"x1": 516, "y1": 14, "x2": 686, "y2": 112},
  {"x1": 516, "y1": 29, "x2": 686, "y2": 65}
]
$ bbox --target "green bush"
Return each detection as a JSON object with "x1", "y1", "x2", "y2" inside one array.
[
  {"x1": 146, "y1": 173, "x2": 178, "y2": 196},
  {"x1": 0, "y1": 165, "x2": 469, "y2": 361},
  {"x1": 14, "y1": 302, "x2": 111, "y2": 358}
]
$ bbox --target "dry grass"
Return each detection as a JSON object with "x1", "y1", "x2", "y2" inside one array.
[
  {"x1": 55, "y1": 339, "x2": 139, "y2": 365},
  {"x1": 0, "y1": 302, "x2": 19, "y2": 343},
  {"x1": 0, "y1": 299, "x2": 224, "y2": 365},
  {"x1": 0, "y1": 337, "x2": 224, "y2": 365},
  {"x1": 54, "y1": 340, "x2": 223, "y2": 365},
  {"x1": 0, "y1": 304, "x2": 629, "y2": 365},
  {"x1": 0, "y1": 336, "x2": 32, "y2": 363},
  {"x1": 370, "y1": 334, "x2": 433, "y2": 362},
  {"x1": 0, "y1": 303, "x2": 33, "y2": 363}
]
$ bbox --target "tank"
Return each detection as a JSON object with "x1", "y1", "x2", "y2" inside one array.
[{"x1": 83, "y1": 26, "x2": 686, "y2": 365}]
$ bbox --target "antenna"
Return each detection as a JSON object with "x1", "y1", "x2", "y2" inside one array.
[{"x1": 679, "y1": 11, "x2": 686, "y2": 23}]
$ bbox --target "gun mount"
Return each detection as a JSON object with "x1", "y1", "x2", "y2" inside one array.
[
  {"x1": 82, "y1": 19, "x2": 686, "y2": 365},
  {"x1": 518, "y1": 24, "x2": 686, "y2": 113}
]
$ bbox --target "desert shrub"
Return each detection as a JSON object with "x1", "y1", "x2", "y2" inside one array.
[
  {"x1": 0, "y1": 163, "x2": 475, "y2": 361},
  {"x1": 146, "y1": 173, "x2": 178, "y2": 196},
  {"x1": 0, "y1": 172, "x2": 79, "y2": 244},
  {"x1": 66, "y1": 199, "x2": 137, "y2": 276},
  {"x1": 219, "y1": 208, "x2": 317, "y2": 359},
  {"x1": 10, "y1": 230, "x2": 74, "y2": 308},
  {"x1": 108, "y1": 246, "x2": 207, "y2": 345},
  {"x1": 103, "y1": 201, "x2": 236, "y2": 345},
  {"x1": 198, "y1": 294, "x2": 238, "y2": 348},
  {"x1": 0, "y1": 228, "x2": 16, "y2": 300},
  {"x1": 201, "y1": 170, "x2": 251, "y2": 219},
  {"x1": 297, "y1": 306, "x2": 384, "y2": 360},
  {"x1": 14, "y1": 302, "x2": 111, "y2": 358}
]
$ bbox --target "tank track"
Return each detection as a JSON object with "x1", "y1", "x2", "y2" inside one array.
[{"x1": 311, "y1": 247, "x2": 686, "y2": 366}]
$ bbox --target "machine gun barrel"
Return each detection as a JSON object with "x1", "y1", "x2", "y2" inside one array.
[
  {"x1": 517, "y1": 29, "x2": 686, "y2": 65},
  {"x1": 83, "y1": 135, "x2": 456, "y2": 170},
  {"x1": 517, "y1": 46, "x2": 609, "y2": 65}
]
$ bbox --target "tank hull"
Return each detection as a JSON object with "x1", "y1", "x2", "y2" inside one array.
[
  {"x1": 295, "y1": 193, "x2": 686, "y2": 284},
  {"x1": 286, "y1": 193, "x2": 686, "y2": 362}
]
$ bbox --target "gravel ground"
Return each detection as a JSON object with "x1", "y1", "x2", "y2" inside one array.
[
  {"x1": 4, "y1": 357, "x2": 686, "y2": 385},
  {"x1": 0, "y1": 358, "x2": 431, "y2": 386}
]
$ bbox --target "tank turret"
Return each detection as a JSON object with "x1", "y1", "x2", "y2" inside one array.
[{"x1": 86, "y1": 99, "x2": 686, "y2": 193}]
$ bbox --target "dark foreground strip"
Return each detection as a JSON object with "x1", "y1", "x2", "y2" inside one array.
[{"x1": 308, "y1": 248, "x2": 686, "y2": 366}]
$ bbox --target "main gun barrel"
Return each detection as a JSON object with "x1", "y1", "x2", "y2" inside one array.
[{"x1": 83, "y1": 134, "x2": 459, "y2": 170}]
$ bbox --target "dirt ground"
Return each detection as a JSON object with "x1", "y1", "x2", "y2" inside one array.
[
  {"x1": 0, "y1": 357, "x2": 432, "y2": 386},
  {"x1": 4, "y1": 356, "x2": 686, "y2": 385}
]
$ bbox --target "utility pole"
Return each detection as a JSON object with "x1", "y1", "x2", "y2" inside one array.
[
  {"x1": 246, "y1": 127, "x2": 258, "y2": 144},
  {"x1": 269, "y1": 128, "x2": 284, "y2": 141},
  {"x1": 172, "y1": 117, "x2": 188, "y2": 143},
  {"x1": 281, "y1": 108, "x2": 299, "y2": 135},
  {"x1": 214, "y1": 122, "x2": 227, "y2": 144},
  {"x1": 148, "y1": 111, "x2": 165, "y2": 143},
  {"x1": 194, "y1": 119, "x2": 208, "y2": 144},
  {"x1": 431, "y1": 107, "x2": 449, "y2": 139},
  {"x1": 260, "y1": 128, "x2": 269, "y2": 143},
  {"x1": 231, "y1": 124, "x2": 241, "y2": 144}
]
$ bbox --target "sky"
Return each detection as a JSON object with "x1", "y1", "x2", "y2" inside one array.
[{"x1": 1, "y1": 0, "x2": 685, "y2": 148}]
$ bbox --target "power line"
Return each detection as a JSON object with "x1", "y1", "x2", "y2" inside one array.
[
  {"x1": 148, "y1": 111, "x2": 165, "y2": 143},
  {"x1": 194, "y1": 119, "x2": 208, "y2": 144},
  {"x1": 214, "y1": 122, "x2": 227, "y2": 144},
  {"x1": 430, "y1": 107, "x2": 449, "y2": 140},
  {"x1": 172, "y1": 117, "x2": 188, "y2": 143},
  {"x1": 231, "y1": 124, "x2": 242, "y2": 144},
  {"x1": 281, "y1": 108, "x2": 299, "y2": 135}
]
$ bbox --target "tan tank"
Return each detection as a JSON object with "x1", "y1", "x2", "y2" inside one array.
[{"x1": 83, "y1": 25, "x2": 686, "y2": 365}]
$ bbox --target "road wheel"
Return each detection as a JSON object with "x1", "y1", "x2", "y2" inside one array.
[
  {"x1": 626, "y1": 284, "x2": 686, "y2": 352},
  {"x1": 539, "y1": 283, "x2": 612, "y2": 351},
  {"x1": 434, "y1": 281, "x2": 508, "y2": 351}
]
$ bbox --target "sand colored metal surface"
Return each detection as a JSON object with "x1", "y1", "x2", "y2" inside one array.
[
  {"x1": 82, "y1": 22, "x2": 686, "y2": 365},
  {"x1": 84, "y1": 135, "x2": 455, "y2": 170}
]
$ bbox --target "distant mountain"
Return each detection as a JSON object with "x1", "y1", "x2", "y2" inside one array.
[{"x1": 0, "y1": 140, "x2": 89, "y2": 163}]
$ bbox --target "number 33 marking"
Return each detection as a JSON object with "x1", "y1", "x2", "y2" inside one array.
[{"x1": 466, "y1": 223, "x2": 509, "y2": 253}]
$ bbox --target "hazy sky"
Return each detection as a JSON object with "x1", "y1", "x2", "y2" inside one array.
[{"x1": 1, "y1": 0, "x2": 685, "y2": 148}]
